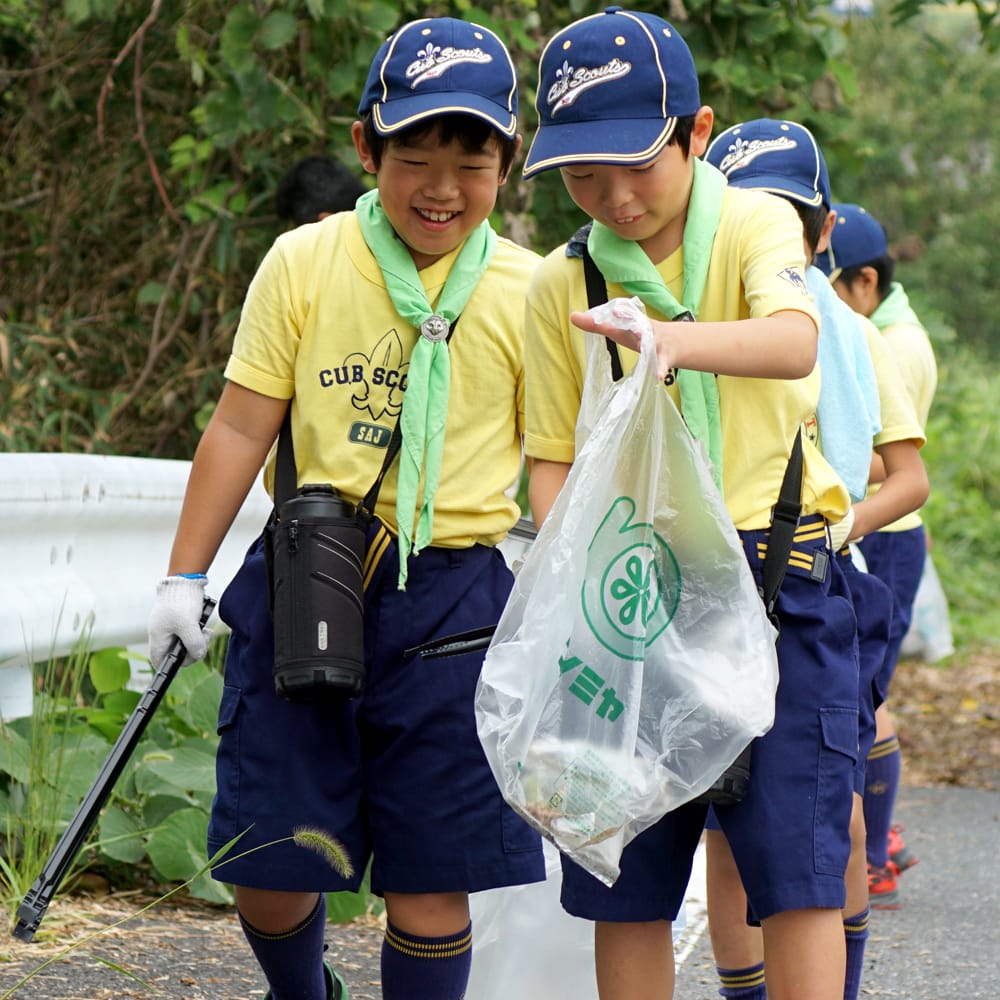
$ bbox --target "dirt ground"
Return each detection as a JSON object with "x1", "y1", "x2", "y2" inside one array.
[{"x1": 1, "y1": 650, "x2": 998, "y2": 999}]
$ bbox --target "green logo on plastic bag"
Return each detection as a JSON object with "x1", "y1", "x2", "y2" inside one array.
[{"x1": 582, "y1": 496, "x2": 681, "y2": 660}]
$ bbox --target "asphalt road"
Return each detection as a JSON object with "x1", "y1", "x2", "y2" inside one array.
[
  {"x1": 676, "y1": 784, "x2": 1000, "y2": 999},
  {"x1": 2, "y1": 785, "x2": 997, "y2": 999}
]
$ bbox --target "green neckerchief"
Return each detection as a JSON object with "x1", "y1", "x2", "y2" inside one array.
[
  {"x1": 356, "y1": 188, "x2": 497, "y2": 589},
  {"x1": 587, "y1": 157, "x2": 727, "y2": 490},
  {"x1": 871, "y1": 282, "x2": 923, "y2": 332}
]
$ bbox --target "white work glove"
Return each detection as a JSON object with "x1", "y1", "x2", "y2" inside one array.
[
  {"x1": 148, "y1": 575, "x2": 212, "y2": 667},
  {"x1": 828, "y1": 506, "x2": 856, "y2": 553}
]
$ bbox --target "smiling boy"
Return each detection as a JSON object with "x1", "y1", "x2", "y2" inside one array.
[{"x1": 148, "y1": 17, "x2": 543, "y2": 1000}]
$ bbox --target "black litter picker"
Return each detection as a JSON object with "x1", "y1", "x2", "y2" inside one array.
[{"x1": 11, "y1": 597, "x2": 216, "y2": 943}]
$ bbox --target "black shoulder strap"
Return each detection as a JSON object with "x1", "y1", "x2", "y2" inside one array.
[
  {"x1": 273, "y1": 315, "x2": 462, "y2": 516},
  {"x1": 761, "y1": 428, "x2": 804, "y2": 626},
  {"x1": 580, "y1": 244, "x2": 624, "y2": 383}
]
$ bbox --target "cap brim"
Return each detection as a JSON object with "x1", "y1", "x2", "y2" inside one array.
[
  {"x1": 724, "y1": 171, "x2": 827, "y2": 209},
  {"x1": 371, "y1": 94, "x2": 516, "y2": 138},
  {"x1": 522, "y1": 118, "x2": 677, "y2": 179}
]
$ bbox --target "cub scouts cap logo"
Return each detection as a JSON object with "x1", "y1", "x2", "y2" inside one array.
[
  {"x1": 815, "y1": 202, "x2": 889, "y2": 277},
  {"x1": 704, "y1": 119, "x2": 832, "y2": 210},
  {"x1": 358, "y1": 17, "x2": 517, "y2": 138},
  {"x1": 522, "y1": 7, "x2": 701, "y2": 178}
]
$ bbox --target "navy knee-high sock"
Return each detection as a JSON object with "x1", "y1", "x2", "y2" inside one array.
[
  {"x1": 238, "y1": 894, "x2": 329, "y2": 1000},
  {"x1": 864, "y1": 736, "x2": 901, "y2": 866},
  {"x1": 716, "y1": 961, "x2": 767, "y2": 998},
  {"x1": 381, "y1": 921, "x2": 473, "y2": 1000},
  {"x1": 843, "y1": 908, "x2": 870, "y2": 1000}
]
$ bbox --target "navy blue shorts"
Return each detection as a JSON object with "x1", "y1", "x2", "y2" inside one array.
[
  {"x1": 207, "y1": 523, "x2": 545, "y2": 896},
  {"x1": 559, "y1": 801, "x2": 708, "y2": 922},
  {"x1": 837, "y1": 551, "x2": 893, "y2": 792},
  {"x1": 712, "y1": 517, "x2": 858, "y2": 922},
  {"x1": 857, "y1": 526, "x2": 926, "y2": 699},
  {"x1": 561, "y1": 517, "x2": 858, "y2": 923}
]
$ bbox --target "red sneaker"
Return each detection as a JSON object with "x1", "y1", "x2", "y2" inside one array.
[
  {"x1": 887, "y1": 823, "x2": 919, "y2": 875},
  {"x1": 868, "y1": 862, "x2": 900, "y2": 909}
]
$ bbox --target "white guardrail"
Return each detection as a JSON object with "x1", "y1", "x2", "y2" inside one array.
[
  {"x1": 0, "y1": 454, "x2": 535, "y2": 722},
  {"x1": 0, "y1": 453, "x2": 273, "y2": 721}
]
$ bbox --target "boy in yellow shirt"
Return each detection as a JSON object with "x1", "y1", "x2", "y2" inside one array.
[
  {"x1": 522, "y1": 10, "x2": 858, "y2": 999},
  {"x1": 148, "y1": 17, "x2": 544, "y2": 1000},
  {"x1": 701, "y1": 117, "x2": 930, "y2": 1000},
  {"x1": 820, "y1": 203, "x2": 938, "y2": 906}
]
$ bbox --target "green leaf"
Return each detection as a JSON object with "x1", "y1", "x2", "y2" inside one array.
[
  {"x1": 143, "y1": 793, "x2": 199, "y2": 829},
  {"x1": 89, "y1": 647, "x2": 130, "y2": 694},
  {"x1": 101, "y1": 688, "x2": 142, "y2": 717},
  {"x1": 367, "y1": 0, "x2": 402, "y2": 34},
  {"x1": 0, "y1": 724, "x2": 31, "y2": 784},
  {"x1": 146, "y1": 807, "x2": 209, "y2": 882},
  {"x1": 259, "y1": 11, "x2": 299, "y2": 50},
  {"x1": 173, "y1": 671, "x2": 223, "y2": 735},
  {"x1": 187, "y1": 867, "x2": 234, "y2": 903},
  {"x1": 98, "y1": 806, "x2": 146, "y2": 863},
  {"x1": 220, "y1": 5, "x2": 259, "y2": 73},
  {"x1": 175, "y1": 22, "x2": 191, "y2": 62},
  {"x1": 137, "y1": 281, "x2": 166, "y2": 306},
  {"x1": 64, "y1": 0, "x2": 91, "y2": 25},
  {"x1": 135, "y1": 745, "x2": 218, "y2": 795}
]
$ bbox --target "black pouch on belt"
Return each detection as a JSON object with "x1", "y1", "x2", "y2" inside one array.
[
  {"x1": 266, "y1": 405, "x2": 400, "y2": 703},
  {"x1": 269, "y1": 483, "x2": 367, "y2": 702}
]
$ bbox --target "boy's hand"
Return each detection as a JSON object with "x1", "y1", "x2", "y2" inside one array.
[
  {"x1": 570, "y1": 299, "x2": 678, "y2": 381},
  {"x1": 148, "y1": 576, "x2": 212, "y2": 667}
]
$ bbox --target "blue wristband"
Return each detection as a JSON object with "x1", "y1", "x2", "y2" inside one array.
[{"x1": 176, "y1": 572, "x2": 207, "y2": 580}]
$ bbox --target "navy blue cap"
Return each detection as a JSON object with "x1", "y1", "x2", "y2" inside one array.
[
  {"x1": 523, "y1": 7, "x2": 701, "y2": 178},
  {"x1": 358, "y1": 18, "x2": 517, "y2": 138},
  {"x1": 704, "y1": 119, "x2": 831, "y2": 210},
  {"x1": 815, "y1": 202, "x2": 889, "y2": 276}
]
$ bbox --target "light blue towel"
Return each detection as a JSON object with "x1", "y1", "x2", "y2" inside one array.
[{"x1": 808, "y1": 266, "x2": 882, "y2": 501}]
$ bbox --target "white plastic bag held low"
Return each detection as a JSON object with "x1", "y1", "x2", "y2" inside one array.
[{"x1": 476, "y1": 301, "x2": 779, "y2": 885}]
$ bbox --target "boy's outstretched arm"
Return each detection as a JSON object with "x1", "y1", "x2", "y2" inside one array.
[
  {"x1": 570, "y1": 308, "x2": 817, "y2": 382},
  {"x1": 850, "y1": 439, "x2": 929, "y2": 541},
  {"x1": 528, "y1": 459, "x2": 571, "y2": 528},
  {"x1": 167, "y1": 381, "x2": 289, "y2": 575}
]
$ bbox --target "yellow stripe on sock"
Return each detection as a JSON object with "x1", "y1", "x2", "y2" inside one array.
[
  {"x1": 867, "y1": 735, "x2": 900, "y2": 761},
  {"x1": 384, "y1": 926, "x2": 473, "y2": 960},
  {"x1": 719, "y1": 968, "x2": 766, "y2": 988}
]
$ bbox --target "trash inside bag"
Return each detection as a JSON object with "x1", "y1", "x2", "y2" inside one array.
[{"x1": 476, "y1": 300, "x2": 779, "y2": 885}]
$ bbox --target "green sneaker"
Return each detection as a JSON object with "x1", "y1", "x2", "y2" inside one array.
[
  {"x1": 263, "y1": 963, "x2": 347, "y2": 1000},
  {"x1": 326, "y1": 962, "x2": 348, "y2": 1000}
]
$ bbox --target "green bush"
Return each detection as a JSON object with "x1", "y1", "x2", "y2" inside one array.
[
  {"x1": 1, "y1": 636, "x2": 375, "y2": 925},
  {"x1": 915, "y1": 335, "x2": 1000, "y2": 650}
]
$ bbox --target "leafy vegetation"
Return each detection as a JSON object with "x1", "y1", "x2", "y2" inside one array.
[
  {"x1": 0, "y1": 641, "x2": 230, "y2": 912},
  {"x1": 0, "y1": 637, "x2": 373, "y2": 925},
  {"x1": 1, "y1": 0, "x2": 862, "y2": 458}
]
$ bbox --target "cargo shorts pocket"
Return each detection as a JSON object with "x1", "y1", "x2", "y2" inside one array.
[
  {"x1": 814, "y1": 706, "x2": 858, "y2": 876},
  {"x1": 501, "y1": 801, "x2": 542, "y2": 854},
  {"x1": 209, "y1": 684, "x2": 244, "y2": 843}
]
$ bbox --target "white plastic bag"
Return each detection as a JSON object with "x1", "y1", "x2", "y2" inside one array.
[
  {"x1": 476, "y1": 302, "x2": 779, "y2": 885},
  {"x1": 900, "y1": 552, "x2": 954, "y2": 662},
  {"x1": 467, "y1": 840, "x2": 599, "y2": 1000}
]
